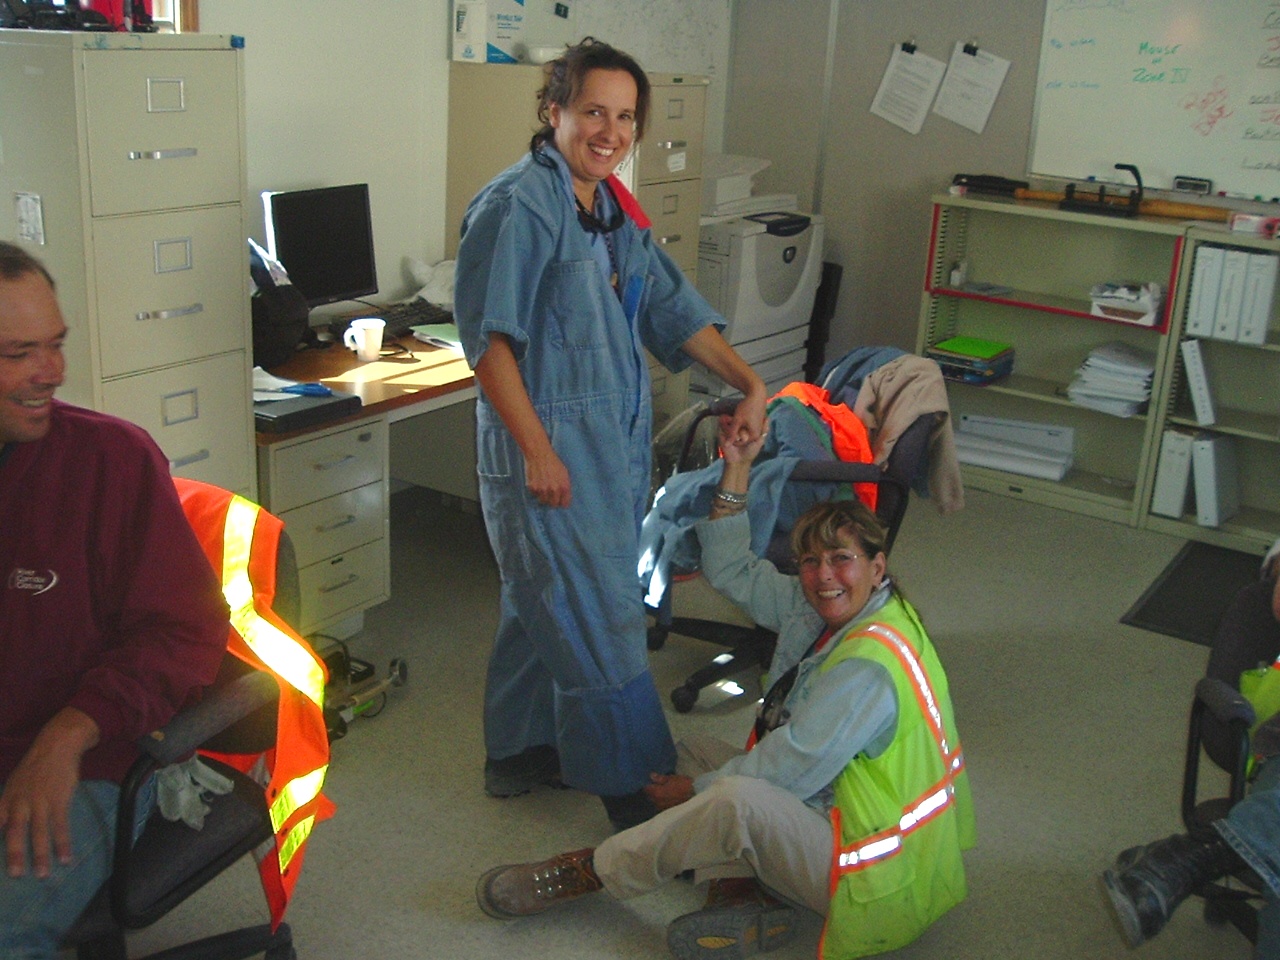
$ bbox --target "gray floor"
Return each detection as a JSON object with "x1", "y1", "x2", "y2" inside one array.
[{"x1": 125, "y1": 485, "x2": 1254, "y2": 960}]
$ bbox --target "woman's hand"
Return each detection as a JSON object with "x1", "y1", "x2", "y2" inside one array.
[
  {"x1": 643, "y1": 772, "x2": 695, "y2": 811},
  {"x1": 723, "y1": 388, "x2": 768, "y2": 449},
  {"x1": 718, "y1": 415, "x2": 765, "y2": 467},
  {"x1": 525, "y1": 447, "x2": 571, "y2": 508}
]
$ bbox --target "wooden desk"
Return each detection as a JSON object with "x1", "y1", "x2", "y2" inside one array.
[
  {"x1": 253, "y1": 335, "x2": 476, "y2": 639},
  {"x1": 255, "y1": 335, "x2": 476, "y2": 444}
]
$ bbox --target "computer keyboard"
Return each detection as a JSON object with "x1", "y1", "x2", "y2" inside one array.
[{"x1": 372, "y1": 298, "x2": 454, "y2": 338}]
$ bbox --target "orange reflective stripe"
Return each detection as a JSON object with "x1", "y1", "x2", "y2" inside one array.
[
  {"x1": 221, "y1": 497, "x2": 325, "y2": 707},
  {"x1": 832, "y1": 623, "x2": 964, "y2": 878}
]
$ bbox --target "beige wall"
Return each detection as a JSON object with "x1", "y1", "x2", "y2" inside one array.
[{"x1": 725, "y1": 0, "x2": 1048, "y2": 358}]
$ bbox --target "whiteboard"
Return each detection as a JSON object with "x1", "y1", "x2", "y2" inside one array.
[{"x1": 1030, "y1": 0, "x2": 1280, "y2": 199}]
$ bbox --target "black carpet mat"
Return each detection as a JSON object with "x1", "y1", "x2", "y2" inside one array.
[{"x1": 1121, "y1": 540, "x2": 1263, "y2": 646}]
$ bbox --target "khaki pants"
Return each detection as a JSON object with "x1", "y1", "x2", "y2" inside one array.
[{"x1": 593, "y1": 734, "x2": 832, "y2": 914}]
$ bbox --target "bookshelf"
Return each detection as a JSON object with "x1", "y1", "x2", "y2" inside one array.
[
  {"x1": 916, "y1": 194, "x2": 1183, "y2": 526},
  {"x1": 1145, "y1": 225, "x2": 1280, "y2": 553}
]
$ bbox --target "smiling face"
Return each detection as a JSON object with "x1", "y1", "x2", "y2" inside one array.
[
  {"x1": 550, "y1": 67, "x2": 637, "y2": 206},
  {"x1": 796, "y1": 528, "x2": 887, "y2": 631},
  {"x1": 0, "y1": 270, "x2": 67, "y2": 446}
]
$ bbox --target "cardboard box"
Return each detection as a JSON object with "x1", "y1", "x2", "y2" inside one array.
[{"x1": 452, "y1": 0, "x2": 526, "y2": 64}]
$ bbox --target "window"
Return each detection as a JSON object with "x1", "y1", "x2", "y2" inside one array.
[{"x1": 151, "y1": 0, "x2": 197, "y2": 32}]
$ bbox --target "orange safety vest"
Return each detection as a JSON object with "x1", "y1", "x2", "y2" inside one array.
[
  {"x1": 771, "y1": 382, "x2": 879, "y2": 512},
  {"x1": 174, "y1": 478, "x2": 334, "y2": 928}
]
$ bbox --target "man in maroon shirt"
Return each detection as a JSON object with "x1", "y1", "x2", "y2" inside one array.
[{"x1": 0, "y1": 241, "x2": 228, "y2": 957}]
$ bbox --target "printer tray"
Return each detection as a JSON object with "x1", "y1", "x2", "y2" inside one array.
[{"x1": 254, "y1": 390, "x2": 362, "y2": 433}]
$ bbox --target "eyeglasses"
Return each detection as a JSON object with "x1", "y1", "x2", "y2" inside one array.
[
  {"x1": 797, "y1": 550, "x2": 862, "y2": 572},
  {"x1": 575, "y1": 184, "x2": 626, "y2": 234}
]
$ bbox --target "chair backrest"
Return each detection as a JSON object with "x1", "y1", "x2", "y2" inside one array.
[{"x1": 1202, "y1": 575, "x2": 1280, "y2": 769}]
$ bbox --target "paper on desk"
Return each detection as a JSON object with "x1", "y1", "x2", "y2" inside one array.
[
  {"x1": 932, "y1": 42, "x2": 1010, "y2": 134},
  {"x1": 870, "y1": 44, "x2": 946, "y2": 135},
  {"x1": 253, "y1": 367, "x2": 299, "y2": 402},
  {"x1": 411, "y1": 323, "x2": 465, "y2": 355}
]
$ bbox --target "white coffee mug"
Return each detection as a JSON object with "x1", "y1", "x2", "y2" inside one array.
[{"x1": 343, "y1": 317, "x2": 385, "y2": 362}]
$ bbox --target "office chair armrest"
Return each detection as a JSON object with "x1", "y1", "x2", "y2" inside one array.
[
  {"x1": 790, "y1": 460, "x2": 887, "y2": 483},
  {"x1": 1195, "y1": 676, "x2": 1256, "y2": 729},
  {"x1": 136, "y1": 670, "x2": 280, "y2": 768}
]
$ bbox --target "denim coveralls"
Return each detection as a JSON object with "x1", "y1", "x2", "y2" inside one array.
[{"x1": 455, "y1": 147, "x2": 721, "y2": 796}]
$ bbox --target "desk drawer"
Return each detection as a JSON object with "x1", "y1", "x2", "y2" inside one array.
[
  {"x1": 270, "y1": 421, "x2": 386, "y2": 513},
  {"x1": 636, "y1": 180, "x2": 700, "y2": 274},
  {"x1": 100, "y1": 351, "x2": 252, "y2": 493},
  {"x1": 92, "y1": 206, "x2": 246, "y2": 377},
  {"x1": 297, "y1": 539, "x2": 387, "y2": 634},
  {"x1": 83, "y1": 49, "x2": 243, "y2": 216},
  {"x1": 280, "y1": 481, "x2": 385, "y2": 568}
]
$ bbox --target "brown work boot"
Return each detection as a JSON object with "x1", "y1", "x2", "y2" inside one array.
[
  {"x1": 666, "y1": 877, "x2": 798, "y2": 959},
  {"x1": 476, "y1": 848, "x2": 603, "y2": 919}
]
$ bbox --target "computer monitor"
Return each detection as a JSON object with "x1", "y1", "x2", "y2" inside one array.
[{"x1": 262, "y1": 183, "x2": 378, "y2": 308}]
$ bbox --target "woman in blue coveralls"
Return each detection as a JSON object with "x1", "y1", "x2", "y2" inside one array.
[{"x1": 454, "y1": 37, "x2": 767, "y2": 830}]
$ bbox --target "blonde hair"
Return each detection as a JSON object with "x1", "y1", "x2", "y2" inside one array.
[{"x1": 790, "y1": 499, "x2": 887, "y2": 563}]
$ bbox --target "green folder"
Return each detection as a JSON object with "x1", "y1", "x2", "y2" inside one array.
[{"x1": 930, "y1": 336, "x2": 1013, "y2": 359}]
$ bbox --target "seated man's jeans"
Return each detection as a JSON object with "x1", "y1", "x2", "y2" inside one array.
[
  {"x1": 0, "y1": 776, "x2": 155, "y2": 960},
  {"x1": 1216, "y1": 758, "x2": 1280, "y2": 960}
]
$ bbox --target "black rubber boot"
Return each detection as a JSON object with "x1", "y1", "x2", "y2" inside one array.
[
  {"x1": 1101, "y1": 833, "x2": 1239, "y2": 947},
  {"x1": 600, "y1": 789, "x2": 659, "y2": 832}
]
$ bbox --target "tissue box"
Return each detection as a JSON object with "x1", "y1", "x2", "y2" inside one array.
[{"x1": 452, "y1": 0, "x2": 525, "y2": 64}]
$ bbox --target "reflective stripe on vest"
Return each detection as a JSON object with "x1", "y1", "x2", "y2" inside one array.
[
  {"x1": 220, "y1": 495, "x2": 328, "y2": 870},
  {"x1": 833, "y1": 623, "x2": 965, "y2": 877}
]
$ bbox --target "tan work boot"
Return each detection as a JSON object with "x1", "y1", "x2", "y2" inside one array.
[
  {"x1": 476, "y1": 848, "x2": 603, "y2": 919},
  {"x1": 666, "y1": 877, "x2": 798, "y2": 959}
]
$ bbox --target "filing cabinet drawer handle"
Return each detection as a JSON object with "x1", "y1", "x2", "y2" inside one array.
[
  {"x1": 128, "y1": 148, "x2": 199, "y2": 161},
  {"x1": 169, "y1": 449, "x2": 210, "y2": 470},
  {"x1": 136, "y1": 302, "x2": 204, "y2": 322},
  {"x1": 656, "y1": 140, "x2": 687, "y2": 150},
  {"x1": 318, "y1": 573, "x2": 359, "y2": 594},
  {"x1": 316, "y1": 514, "x2": 358, "y2": 533},
  {"x1": 313, "y1": 455, "x2": 357, "y2": 471},
  {"x1": 656, "y1": 234, "x2": 682, "y2": 246}
]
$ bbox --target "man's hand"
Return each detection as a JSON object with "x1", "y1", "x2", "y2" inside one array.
[
  {"x1": 643, "y1": 772, "x2": 695, "y2": 811},
  {"x1": 0, "y1": 708, "x2": 98, "y2": 878}
]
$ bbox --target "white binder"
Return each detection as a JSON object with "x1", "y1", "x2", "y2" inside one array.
[
  {"x1": 1191, "y1": 432, "x2": 1240, "y2": 527},
  {"x1": 1211, "y1": 248, "x2": 1248, "y2": 341},
  {"x1": 1179, "y1": 338, "x2": 1216, "y2": 426},
  {"x1": 1237, "y1": 251, "x2": 1278, "y2": 346},
  {"x1": 1150, "y1": 429, "x2": 1193, "y2": 518},
  {"x1": 1185, "y1": 244, "x2": 1224, "y2": 338}
]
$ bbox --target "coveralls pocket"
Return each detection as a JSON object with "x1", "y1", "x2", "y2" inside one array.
[
  {"x1": 544, "y1": 259, "x2": 610, "y2": 351},
  {"x1": 476, "y1": 420, "x2": 535, "y2": 582}
]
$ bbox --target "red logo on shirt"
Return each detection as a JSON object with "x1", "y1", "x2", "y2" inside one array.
[{"x1": 7, "y1": 568, "x2": 59, "y2": 596}]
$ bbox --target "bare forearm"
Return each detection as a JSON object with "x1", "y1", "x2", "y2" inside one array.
[{"x1": 474, "y1": 335, "x2": 552, "y2": 460}]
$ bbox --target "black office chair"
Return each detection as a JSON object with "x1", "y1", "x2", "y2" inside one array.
[
  {"x1": 1179, "y1": 573, "x2": 1280, "y2": 946},
  {"x1": 646, "y1": 398, "x2": 937, "y2": 712},
  {"x1": 62, "y1": 533, "x2": 303, "y2": 960}
]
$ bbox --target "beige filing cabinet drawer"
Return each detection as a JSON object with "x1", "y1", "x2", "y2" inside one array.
[
  {"x1": 637, "y1": 179, "x2": 701, "y2": 274},
  {"x1": 265, "y1": 420, "x2": 386, "y2": 514},
  {"x1": 83, "y1": 49, "x2": 243, "y2": 216},
  {"x1": 278, "y1": 482, "x2": 385, "y2": 568},
  {"x1": 101, "y1": 351, "x2": 252, "y2": 492},
  {"x1": 296, "y1": 540, "x2": 388, "y2": 635},
  {"x1": 638, "y1": 79, "x2": 706, "y2": 185},
  {"x1": 92, "y1": 206, "x2": 245, "y2": 377}
]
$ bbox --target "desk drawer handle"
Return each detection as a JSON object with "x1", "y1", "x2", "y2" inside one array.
[
  {"x1": 128, "y1": 147, "x2": 198, "y2": 161},
  {"x1": 316, "y1": 514, "x2": 358, "y2": 534},
  {"x1": 656, "y1": 234, "x2": 682, "y2": 246},
  {"x1": 656, "y1": 140, "x2": 687, "y2": 150},
  {"x1": 313, "y1": 454, "x2": 357, "y2": 471},
  {"x1": 318, "y1": 573, "x2": 359, "y2": 594},
  {"x1": 136, "y1": 302, "x2": 204, "y2": 322},
  {"x1": 169, "y1": 448, "x2": 210, "y2": 470}
]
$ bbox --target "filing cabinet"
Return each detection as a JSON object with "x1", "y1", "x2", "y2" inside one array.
[
  {"x1": 256, "y1": 417, "x2": 391, "y2": 636},
  {"x1": 0, "y1": 31, "x2": 254, "y2": 495}
]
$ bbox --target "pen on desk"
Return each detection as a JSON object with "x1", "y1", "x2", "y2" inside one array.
[{"x1": 261, "y1": 383, "x2": 334, "y2": 397}]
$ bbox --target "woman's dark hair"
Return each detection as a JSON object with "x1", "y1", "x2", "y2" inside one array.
[{"x1": 529, "y1": 37, "x2": 650, "y2": 156}]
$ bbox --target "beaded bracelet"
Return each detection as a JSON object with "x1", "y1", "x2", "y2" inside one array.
[{"x1": 713, "y1": 488, "x2": 747, "y2": 505}]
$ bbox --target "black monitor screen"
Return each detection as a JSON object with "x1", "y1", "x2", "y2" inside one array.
[{"x1": 263, "y1": 183, "x2": 377, "y2": 308}]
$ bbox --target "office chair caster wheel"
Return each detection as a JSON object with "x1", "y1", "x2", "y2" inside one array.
[
  {"x1": 647, "y1": 624, "x2": 669, "y2": 651},
  {"x1": 671, "y1": 683, "x2": 698, "y2": 713},
  {"x1": 389, "y1": 657, "x2": 408, "y2": 686}
]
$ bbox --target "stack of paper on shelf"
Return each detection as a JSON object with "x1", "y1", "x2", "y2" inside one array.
[
  {"x1": 1066, "y1": 340, "x2": 1156, "y2": 417},
  {"x1": 1090, "y1": 280, "x2": 1162, "y2": 327},
  {"x1": 924, "y1": 335, "x2": 1015, "y2": 385},
  {"x1": 953, "y1": 413, "x2": 1074, "y2": 481}
]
